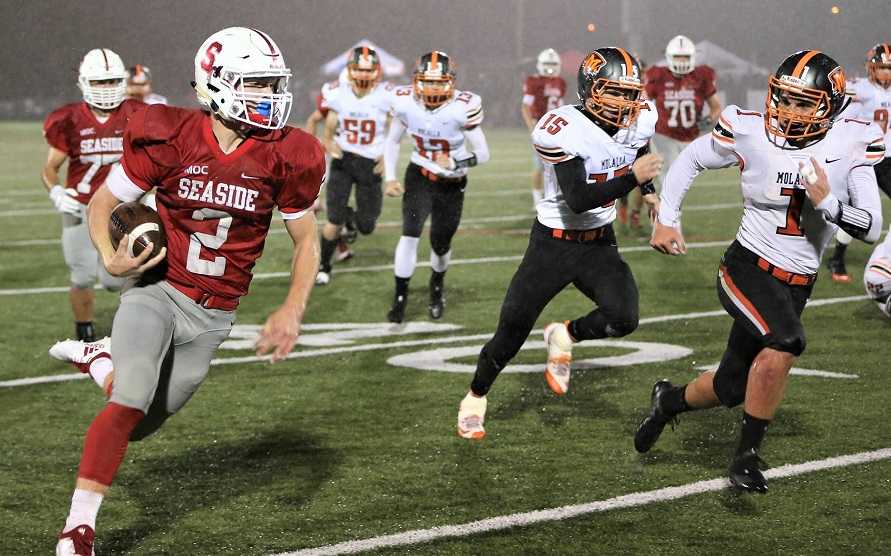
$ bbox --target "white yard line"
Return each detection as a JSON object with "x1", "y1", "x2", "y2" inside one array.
[
  {"x1": 276, "y1": 447, "x2": 891, "y2": 556},
  {"x1": 0, "y1": 240, "x2": 731, "y2": 295},
  {"x1": 1, "y1": 293, "x2": 867, "y2": 388}
]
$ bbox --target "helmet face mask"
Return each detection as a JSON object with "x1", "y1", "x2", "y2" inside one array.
[
  {"x1": 78, "y1": 48, "x2": 128, "y2": 111},
  {"x1": 193, "y1": 27, "x2": 293, "y2": 131},
  {"x1": 347, "y1": 46, "x2": 381, "y2": 93},
  {"x1": 537, "y1": 48, "x2": 561, "y2": 76},
  {"x1": 413, "y1": 51, "x2": 455, "y2": 109},
  {"x1": 577, "y1": 49, "x2": 646, "y2": 129},
  {"x1": 764, "y1": 50, "x2": 847, "y2": 148},
  {"x1": 665, "y1": 35, "x2": 696, "y2": 75},
  {"x1": 867, "y1": 43, "x2": 891, "y2": 89}
]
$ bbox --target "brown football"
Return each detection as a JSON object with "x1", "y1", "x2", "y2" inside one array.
[{"x1": 109, "y1": 202, "x2": 167, "y2": 259}]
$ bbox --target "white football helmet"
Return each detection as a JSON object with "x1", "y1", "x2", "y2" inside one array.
[
  {"x1": 193, "y1": 27, "x2": 293, "y2": 130},
  {"x1": 537, "y1": 48, "x2": 561, "y2": 76},
  {"x1": 78, "y1": 48, "x2": 128, "y2": 110},
  {"x1": 665, "y1": 35, "x2": 696, "y2": 75}
]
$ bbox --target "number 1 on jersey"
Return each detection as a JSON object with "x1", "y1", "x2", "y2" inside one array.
[{"x1": 776, "y1": 187, "x2": 806, "y2": 237}]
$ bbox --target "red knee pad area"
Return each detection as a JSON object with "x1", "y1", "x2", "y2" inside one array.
[{"x1": 77, "y1": 402, "x2": 145, "y2": 486}]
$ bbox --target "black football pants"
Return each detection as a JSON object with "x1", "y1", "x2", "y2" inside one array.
[{"x1": 470, "y1": 220, "x2": 639, "y2": 396}]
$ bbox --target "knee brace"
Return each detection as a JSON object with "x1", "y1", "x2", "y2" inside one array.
[
  {"x1": 767, "y1": 331, "x2": 806, "y2": 357},
  {"x1": 356, "y1": 218, "x2": 377, "y2": 236},
  {"x1": 713, "y1": 370, "x2": 747, "y2": 408}
]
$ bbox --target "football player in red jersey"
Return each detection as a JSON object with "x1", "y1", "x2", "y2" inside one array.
[
  {"x1": 42, "y1": 48, "x2": 144, "y2": 343},
  {"x1": 50, "y1": 27, "x2": 325, "y2": 555},
  {"x1": 522, "y1": 48, "x2": 566, "y2": 207},
  {"x1": 644, "y1": 35, "x2": 721, "y2": 221}
]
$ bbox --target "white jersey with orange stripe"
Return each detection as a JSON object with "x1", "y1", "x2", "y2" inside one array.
[
  {"x1": 387, "y1": 86, "x2": 484, "y2": 179},
  {"x1": 531, "y1": 101, "x2": 657, "y2": 230},
  {"x1": 864, "y1": 226, "x2": 891, "y2": 303},
  {"x1": 844, "y1": 78, "x2": 891, "y2": 157},
  {"x1": 660, "y1": 104, "x2": 885, "y2": 275},
  {"x1": 323, "y1": 81, "x2": 394, "y2": 160}
]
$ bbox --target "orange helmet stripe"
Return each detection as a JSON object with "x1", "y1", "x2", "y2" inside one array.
[
  {"x1": 792, "y1": 50, "x2": 820, "y2": 78},
  {"x1": 431, "y1": 51, "x2": 439, "y2": 69},
  {"x1": 617, "y1": 48, "x2": 634, "y2": 76},
  {"x1": 362, "y1": 46, "x2": 369, "y2": 58},
  {"x1": 884, "y1": 43, "x2": 891, "y2": 59}
]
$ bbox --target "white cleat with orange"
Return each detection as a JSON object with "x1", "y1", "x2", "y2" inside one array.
[
  {"x1": 457, "y1": 391, "x2": 487, "y2": 440},
  {"x1": 544, "y1": 322, "x2": 573, "y2": 395}
]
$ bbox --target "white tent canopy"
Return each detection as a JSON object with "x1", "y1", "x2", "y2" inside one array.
[{"x1": 321, "y1": 39, "x2": 405, "y2": 77}]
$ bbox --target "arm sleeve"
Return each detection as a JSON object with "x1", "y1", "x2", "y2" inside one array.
[
  {"x1": 277, "y1": 136, "x2": 326, "y2": 220},
  {"x1": 457, "y1": 126, "x2": 489, "y2": 167},
  {"x1": 815, "y1": 165, "x2": 883, "y2": 243},
  {"x1": 658, "y1": 132, "x2": 739, "y2": 226},
  {"x1": 554, "y1": 157, "x2": 641, "y2": 214},
  {"x1": 384, "y1": 117, "x2": 406, "y2": 181},
  {"x1": 464, "y1": 94, "x2": 484, "y2": 130}
]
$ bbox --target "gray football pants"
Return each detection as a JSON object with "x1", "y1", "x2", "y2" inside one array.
[
  {"x1": 109, "y1": 280, "x2": 234, "y2": 440},
  {"x1": 62, "y1": 211, "x2": 126, "y2": 290}
]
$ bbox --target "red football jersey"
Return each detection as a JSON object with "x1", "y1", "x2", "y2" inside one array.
[
  {"x1": 645, "y1": 65, "x2": 717, "y2": 141},
  {"x1": 523, "y1": 75, "x2": 567, "y2": 120},
  {"x1": 114, "y1": 104, "x2": 325, "y2": 302},
  {"x1": 43, "y1": 99, "x2": 144, "y2": 204}
]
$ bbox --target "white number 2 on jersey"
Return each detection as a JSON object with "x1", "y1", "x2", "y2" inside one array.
[
  {"x1": 186, "y1": 208, "x2": 232, "y2": 277},
  {"x1": 664, "y1": 99, "x2": 696, "y2": 128}
]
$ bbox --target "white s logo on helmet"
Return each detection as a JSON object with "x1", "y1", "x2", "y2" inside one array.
[
  {"x1": 192, "y1": 27, "x2": 293, "y2": 130},
  {"x1": 78, "y1": 48, "x2": 128, "y2": 110}
]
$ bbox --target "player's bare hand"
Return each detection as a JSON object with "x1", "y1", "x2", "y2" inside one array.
[
  {"x1": 326, "y1": 141, "x2": 343, "y2": 159},
  {"x1": 373, "y1": 157, "x2": 384, "y2": 175},
  {"x1": 632, "y1": 153, "x2": 664, "y2": 184},
  {"x1": 385, "y1": 180, "x2": 404, "y2": 197},
  {"x1": 800, "y1": 157, "x2": 829, "y2": 205},
  {"x1": 255, "y1": 305, "x2": 300, "y2": 363},
  {"x1": 433, "y1": 152, "x2": 454, "y2": 171},
  {"x1": 650, "y1": 220, "x2": 687, "y2": 256},
  {"x1": 104, "y1": 236, "x2": 167, "y2": 277},
  {"x1": 642, "y1": 193, "x2": 660, "y2": 222}
]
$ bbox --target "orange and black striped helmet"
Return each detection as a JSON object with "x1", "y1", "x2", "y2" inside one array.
[
  {"x1": 765, "y1": 50, "x2": 848, "y2": 147},
  {"x1": 866, "y1": 43, "x2": 891, "y2": 88},
  {"x1": 347, "y1": 46, "x2": 381, "y2": 92},
  {"x1": 577, "y1": 47, "x2": 646, "y2": 129},
  {"x1": 413, "y1": 51, "x2": 456, "y2": 109}
]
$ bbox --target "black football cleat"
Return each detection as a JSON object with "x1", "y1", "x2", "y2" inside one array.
[
  {"x1": 826, "y1": 249, "x2": 851, "y2": 283},
  {"x1": 634, "y1": 379, "x2": 678, "y2": 453},
  {"x1": 388, "y1": 293, "x2": 407, "y2": 324},
  {"x1": 728, "y1": 448, "x2": 769, "y2": 493}
]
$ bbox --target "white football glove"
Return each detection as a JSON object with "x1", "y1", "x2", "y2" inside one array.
[{"x1": 49, "y1": 185, "x2": 82, "y2": 215}]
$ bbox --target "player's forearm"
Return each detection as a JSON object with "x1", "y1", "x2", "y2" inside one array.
[
  {"x1": 554, "y1": 157, "x2": 640, "y2": 214},
  {"x1": 817, "y1": 165, "x2": 883, "y2": 243},
  {"x1": 87, "y1": 185, "x2": 122, "y2": 263},
  {"x1": 521, "y1": 104, "x2": 535, "y2": 129},
  {"x1": 42, "y1": 166, "x2": 62, "y2": 192},
  {"x1": 282, "y1": 216, "x2": 320, "y2": 321},
  {"x1": 659, "y1": 134, "x2": 735, "y2": 226},
  {"x1": 462, "y1": 127, "x2": 490, "y2": 166}
]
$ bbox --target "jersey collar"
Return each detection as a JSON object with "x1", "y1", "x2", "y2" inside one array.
[{"x1": 201, "y1": 116, "x2": 258, "y2": 163}]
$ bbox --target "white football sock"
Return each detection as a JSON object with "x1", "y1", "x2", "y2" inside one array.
[
  {"x1": 394, "y1": 236, "x2": 419, "y2": 278},
  {"x1": 88, "y1": 357, "x2": 113, "y2": 390},
  {"x1": 64, "y1": 488, "x2": 103, "y2": 532},
  {"x1": 430, "y1": 249, "x2": 451, "y2": 273}
]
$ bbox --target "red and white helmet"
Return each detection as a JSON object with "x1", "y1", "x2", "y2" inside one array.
[
  {"x1": 193, "y1": 27, "x2": 293, "y2": 130},
  {"x1": 78, "y1": 48, "x2": 128, "y2": 110},
  {"x1": 665, "y1": 35, "x2": 696, "y2": 75}
]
